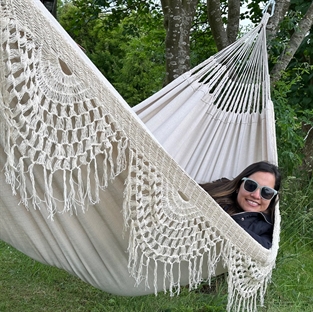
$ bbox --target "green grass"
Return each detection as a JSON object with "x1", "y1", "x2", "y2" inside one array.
[
  {"x1": 259, "y1": 245, "x2": 313, "y2": 311},
  {"x1": 258, "y1": 175, "x2": 313, "y2": 312},
  {"x1": 0, "y1": 241, "x2": 228, "y2": 312},
  {"x1": 1, "y1": 176, "x2": 313, "y2": 311}
]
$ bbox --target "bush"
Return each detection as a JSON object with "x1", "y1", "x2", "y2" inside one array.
[{"x1": 273, "y1": 68, "x2": 313, "y2": 177}]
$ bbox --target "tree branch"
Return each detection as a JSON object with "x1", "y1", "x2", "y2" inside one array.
[
  {"x1": 271, "y1": 2, "x2": 313, "y2": 85},
  {"x1": 266, "y1": 0, "x2": 290, "y2": 42}
]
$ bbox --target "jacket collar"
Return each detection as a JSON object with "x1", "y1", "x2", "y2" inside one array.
[{"x1": 233, "y1": 211, "x2": 273, "y2": 225}]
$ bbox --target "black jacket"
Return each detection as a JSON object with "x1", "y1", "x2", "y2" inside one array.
[{"x1": 231, "y1": 211, "x2": 273, "y2": 249}]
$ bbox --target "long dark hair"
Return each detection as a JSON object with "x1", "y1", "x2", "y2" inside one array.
[{"x1": 200, "y1": 161, "x2": 281, "y2": 219}]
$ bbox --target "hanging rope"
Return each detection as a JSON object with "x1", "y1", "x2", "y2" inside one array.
[{"x1": 262, "y1": 0, "x2": 276, "y2": 17}]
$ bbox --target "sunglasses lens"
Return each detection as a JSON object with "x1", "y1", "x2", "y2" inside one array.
[
  {"x1": 243, "y1": 178, "x2": 276, "y2": 200},
  {"x1": 244, "y1": 179, "x2": 258, "y2": 192},
  {"x1": 261, "y1": 187, "x2": 275, "y2": 200}
]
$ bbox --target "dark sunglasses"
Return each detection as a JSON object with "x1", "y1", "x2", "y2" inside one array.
[{"x1": 241, "y1": 177, "x2": 277, "y2": 200}]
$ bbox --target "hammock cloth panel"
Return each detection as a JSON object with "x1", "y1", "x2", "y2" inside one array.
[
  {"x1": 133, "y1": 20, "x2": 277, "y2": 183},
  {"x1": 0, "y1": 1, "x2": 280, "y2": 311}
]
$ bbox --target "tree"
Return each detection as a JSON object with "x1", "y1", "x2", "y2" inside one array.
[
  {"x1": 58, "y1": 0, "x2": 313, "y2": 87},
  {"x1": 41, "y1": 0, "x2": 58, "y2": 17},
  {"x1": 58, "y1": 1, "x2": 166, "y2": 106},
  {"x1": 57, "y1": 0, "x2": 313, "y2": 173},
  {"x1": 160, "y1": 0, "x2": 198, "y2": 85},
  {"x1": 207, "y1": 0, "x2": 240, "y2": 50},
  {"x1": 270, "y1": 1, "x2": 313, "y2": 84}
]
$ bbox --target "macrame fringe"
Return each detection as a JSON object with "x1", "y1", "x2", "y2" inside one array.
[
  {"x1": 1, "y1": 111, "x2": 129, "y2": 219},
  {"x1": 225, "y1": 245, "x2": 274, "y2": 312},
  {"x1": 123, "y1": 149, "x2": 273, "y2": 312}
]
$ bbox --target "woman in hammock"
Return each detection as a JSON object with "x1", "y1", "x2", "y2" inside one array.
[{"x1": 201, "y1": 161, "x2": 281, "y2": 249}]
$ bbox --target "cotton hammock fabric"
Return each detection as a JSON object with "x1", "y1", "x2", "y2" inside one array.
[
  {"x1": 133, "y1": 15, "x2": 277, "y2": 184},
  {"x1": 0, "y1": 0, "x2": 280, "y2": 311}
]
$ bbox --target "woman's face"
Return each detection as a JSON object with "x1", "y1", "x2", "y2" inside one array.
[{"x1": 237, "y1": 171, "x2": 276, "y2": 213}]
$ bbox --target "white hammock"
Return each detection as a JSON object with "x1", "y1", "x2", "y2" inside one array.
[
  {"x1": 133, "y1": 16, "x2": 277, "y2": 183},
  {"x1": 0, "y1": 1, "x2": 280, "y2": 311}
]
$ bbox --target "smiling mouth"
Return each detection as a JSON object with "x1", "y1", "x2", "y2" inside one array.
[{"x1": 246, "y1": 199, "x2": 259, "y2": 206}]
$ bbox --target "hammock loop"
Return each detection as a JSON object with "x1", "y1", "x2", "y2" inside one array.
[{"x1": 262, "y1": 0, "x2": 276, "y2": 17}]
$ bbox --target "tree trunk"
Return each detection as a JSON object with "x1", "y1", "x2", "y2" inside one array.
[
  {"x1": 207, "y1": 0, "x2": 240, "y2": 51},
  {"x1": 41, "y1": 0, "x2": 57, "y2": 18},
  {"x1": 270, "y1": 2, "x2": 313, "y2": 85},
  {"x1": 226, "y1": 0, "x2": 240, "y2": 44},
  {"x1": 161, "y1": 0, "x2": 313, "y2": 86},
  {"x1": 266, "y1": 0, "x2": 290, "y2": 42},
  {"x1": 207, "y1": 0, "x2": 228, "y2": 50},
  {"x1": 161, "y1": 0, "x2": 198, "y2": 85}
]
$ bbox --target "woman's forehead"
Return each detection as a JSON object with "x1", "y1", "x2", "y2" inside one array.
[{"x1": 247, "y1": 172, "x2": 276, "y2": 187}]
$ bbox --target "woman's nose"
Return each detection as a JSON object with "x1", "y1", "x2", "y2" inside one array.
[{"x1": 251, "y1": 188, "x2": 261, "y2": 199}]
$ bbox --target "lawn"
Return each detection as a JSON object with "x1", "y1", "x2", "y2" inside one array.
[
  {"x1": 1, "y1": 237, "x2": 313, "y2": 311},
  {"x1": 0, "y1": 240, "x2": 228, "y2": 312}
]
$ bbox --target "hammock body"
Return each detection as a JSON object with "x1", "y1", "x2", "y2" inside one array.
[
  {"x1": 0, "y1": 0, "x2": 280, "y2": 311},
  {"x1": 133, "y1": 18, "x2": 277, "y2": 183}
]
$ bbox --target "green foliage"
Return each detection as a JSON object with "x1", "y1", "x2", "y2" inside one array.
[
  {"x1": 190, "y1": 2, "x2": 217, "y2": 67},
  {"x1": 279, "y1": 176, "x2": 313, "y2": 246},
  {"x1": 291, "y1": 0, "x2": 312, "y2": 13},
  {"x1": 112, "y1": 29, "x2": 166, "y2": 106},
  {"x1": 95, "y1": 0, "x2": 163, "y2": 26},
  {"x1": 268, "y1": 0, "x2": 313, "y2": 112},
  {"x1": 285, "y1": 43, "x2": 313, "y2": 112},
  {"x1": 93, "y1": 14, "x2": 165, "y2": 106},
  {"x1": 270, "y1": 2, "x2": 313, "y2": 175},
  {"x1": 58, "y1": 1, "x2": 165, "y2": 106},
  {"x1": 273, "y1": 68, "x2": 313, "y2": 176},
  {"x1": 245, "y1": 0, "x2": 265, "y2": 23},
  {"x1": 58, "y1": 1, "x2": 100, "y2": 51},
  {"x1": 268, "y1": 0, "x2": 313, "y2": 177}
]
